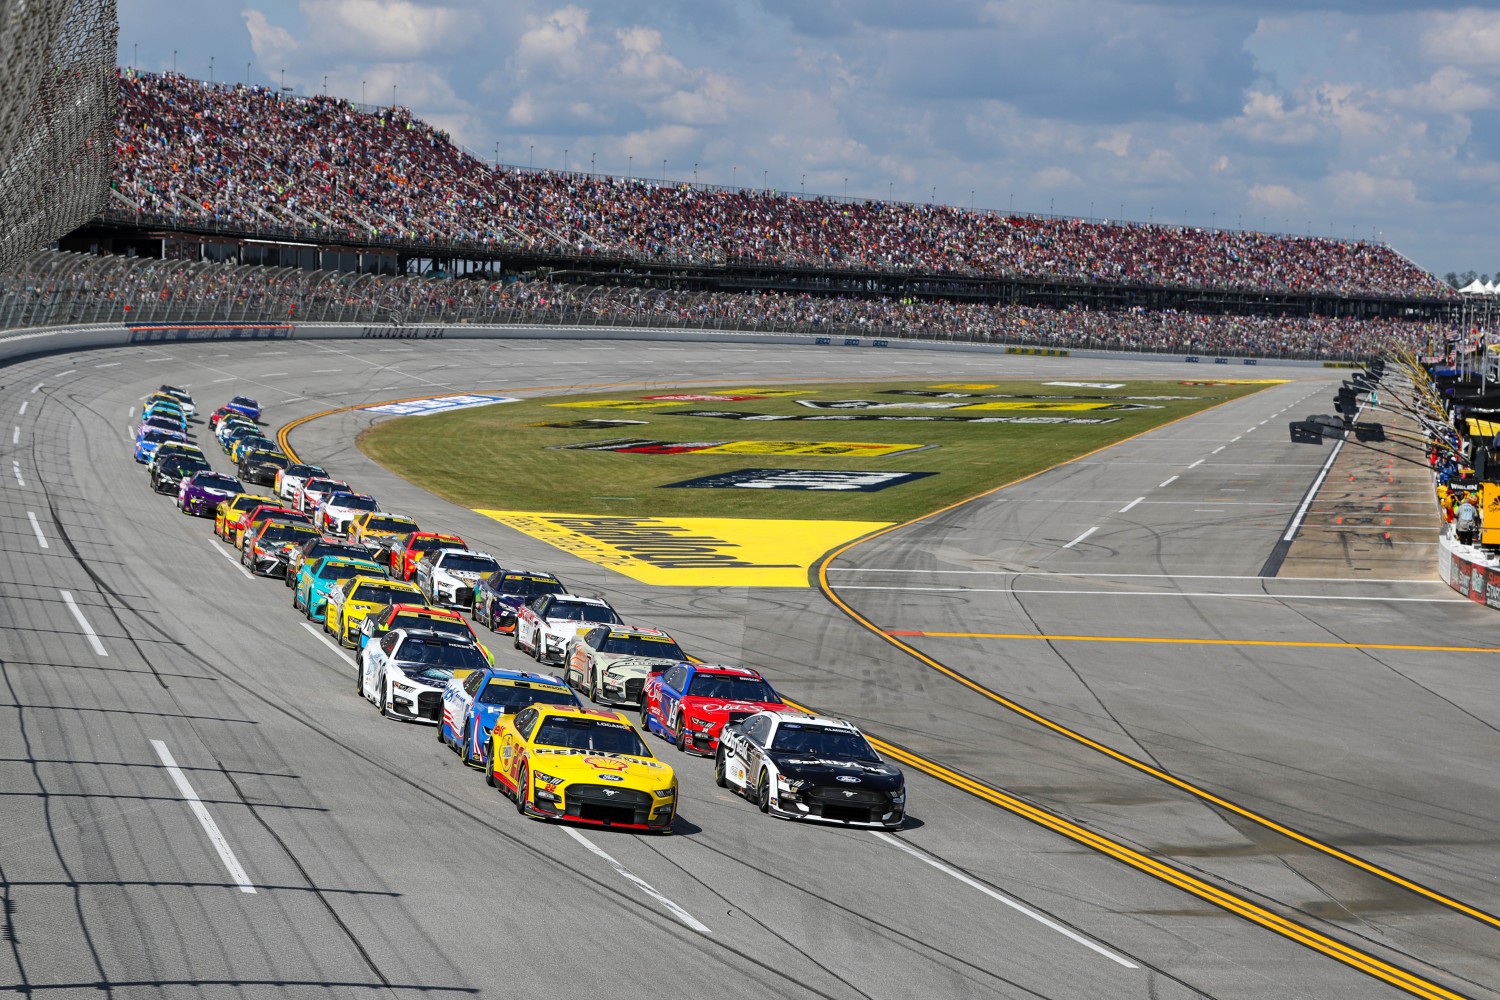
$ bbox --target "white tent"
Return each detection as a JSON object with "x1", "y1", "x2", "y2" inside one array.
[{"x1": 1459, "y1": 279, "x2": 1497, "y2": 294}]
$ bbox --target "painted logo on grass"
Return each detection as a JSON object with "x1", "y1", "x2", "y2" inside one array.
[
  {"x1": 662, "y1": 469, "x2": 936, "y2": 492},
  {"x1": 665, "y1": 410, "x2": 1123, "y2": 425},
  {"x1": 474, "y1": 511, "x2": 890, "y2": 587},
  {"x1": 547, "y1": 438, "x2": 930, "y2": 458},
  {"x1": 362, "y1": 394, "x2": 517, "y2": 416}
]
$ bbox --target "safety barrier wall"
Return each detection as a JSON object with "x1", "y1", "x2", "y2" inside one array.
[{"x1": 1436, "y1": 532, "x2": 1500, "y2": 608}]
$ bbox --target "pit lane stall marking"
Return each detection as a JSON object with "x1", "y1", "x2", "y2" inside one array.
[
  {"x1": 881, "y1": 630, "x2": 1500, "y2": 654},
  {"x1": 561, "y1": 827, "x2": 710, "y2": 935},
  {"x1": 151, "y1": 740, "x2": 256, "y2": 894},
  {"x1": 26, "y1": 511, "x2": 48, "y2": 549},
  {"x1": 59, "y1": 590, "x2": 107, "y2": 657},
  {"x1": 870, "y1": 832, "x2": 1136, "y2": 969}
]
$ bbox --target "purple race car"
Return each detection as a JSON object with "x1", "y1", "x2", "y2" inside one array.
[{"x1": 178, "y1": 471, "x2": 245, "y2": 517}]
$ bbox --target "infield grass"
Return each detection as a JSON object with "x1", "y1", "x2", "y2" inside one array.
[{"x1": 358, "y1": 379, "x2": 1273, "y2": 522}]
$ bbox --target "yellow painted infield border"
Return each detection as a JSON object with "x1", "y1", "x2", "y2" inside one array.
[
  {"x1": 810, "y1": 387, "x2": 1500, "y2": 960},
  {"x1": 887, "y1": 630, "x2": 1498, "y2": 654},
  {"x1": 282, "y1": 379, "x2": 1477, "y2": 997}
]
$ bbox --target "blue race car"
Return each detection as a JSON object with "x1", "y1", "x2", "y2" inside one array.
[
  {"x1": 439, "y1": 666, "x2": 579, "y2": 767},
  {"x1": 134, "y1": 426, "x2": 187, "y2": 463},
  {"x1": 294, "y1": 555, "x2": 387, "y2": 621},
  {"x1": 225, "y1": 395, "x2": 261, "y2": 421}
]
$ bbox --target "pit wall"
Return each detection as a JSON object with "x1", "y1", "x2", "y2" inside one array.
[{"x1": 1436, "y1": 532, "x2": 1500, "y2": 608}]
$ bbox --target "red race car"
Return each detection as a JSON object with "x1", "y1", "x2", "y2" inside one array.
[
  {"x1": 641, "y1": 663, "x2": 786, "y2": 756},
  {"x1": 385, "y1": 531, "x2": 467, "y2": 581}
]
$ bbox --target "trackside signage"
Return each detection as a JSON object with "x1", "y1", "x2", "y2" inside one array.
[
  {"x1": 663, "y1": 469, "x2": 935, "y2": 492},
  {"x1": 362, "y1": 394, "x2": 518, "y2": 416},
  {"x1": 473, "y1": 510, "x2": 889, "y2": 587}
]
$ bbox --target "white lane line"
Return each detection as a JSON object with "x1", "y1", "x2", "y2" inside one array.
[
  {"x1": 1245, "y1": 427, "x2": 1256, "y2": 433},
  {"x1": 30, "y1": 383, "x2": 43, "y2": 393},
  {"x1": 59, "y1": 590, "x2": 108, "y2": 656},
  {"x1": 871, "y1": 832, "x2": 1135, "y2": 968},
  {"x1": 301, "y1": 621, "x2": 353, "y2": 660},
  {"x1": 1283, "y1": 419, "x2": 1349, "y2": 544},
  {"x1": 310, "y1": 368, "x2": 343, "y2": 373},
  {"x1": 1158, "y1": 476, "x2": 1178, "y2": 488},
  {"x1": 150, "y1": 740, "x2": 256, "y2": 894},
  {"x1": 26, "y1": 512, "x2": 48, "y2": 549},
  {"x1": 1231, "y1": 436, "x2": 1242, "y2": 442},
  {"x1": 560, "y1": 827, "x2": 710, "y2": 934},
  {"x1": 1187, "y1": 458, "x2": 1205, "y2": 468},
  {"x1": 213, "y1": 376, "x2": 235, "y2": 383},
  {"x1": 259, "y1": 372, "x2": 289, "y2": 378},
  {"x1": 126, "y1": 406, "x2": 134, "y2": 419},
  {"x1": 1062, "y1": 526, "x2": 1098, "y2": 549},
  {"x1": 54, "y1": 369, "x2": 75, "y2": 377},
  {"x1": 95, "y1": 362, "x2": 121, "y2": 368},
  {"x1": 11, "y1": 426, "x2": 18, "y2": 444},
  {"x1": 1210, "y1": 446, "x2": 1225, "y2": 454},
  {"x1": 17, "y1": 401, "x2": 27, "y2": 416},
  {"x1": 1119, "y1": 497, "x2": 1144, "y2": 513},
  {"x1": 13, "y1": 462, "x2": 25, "y2": 487},
  {"x1": 836, "y1": 585, "x2": 1465, "y2": 603},
  {"x1": 207, "y1": 540, "x2": 254, "y2": 579}
]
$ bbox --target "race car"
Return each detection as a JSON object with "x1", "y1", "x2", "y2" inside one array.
[
  {"x1": 414, "y1": 548, "x2": 501, "y2": 609},
  {"x1": 348, "y1": 511, "x2": 418, "y2": 549},
  {"x1": 296, "y1": 476, "x2": 353, "y2": 515},
  {"x1": 242, "y1": 519, "x2": 319, "y2": 576},
  {"x1": 641, "y1": 662, "x2": 785, "y2": 755},
  {"x1": 283, "y1": 535, "x2": 377, "y2": 588},
  {"x1": 318, "y1": 492, "x2": 380, "y2": 536},
  {"x1": 229, "y1": 435, "x2": 279, "y2": 465},
  {"x1": 358, "y1": 628, "x2": 490, "y2": 722},
  {"x1": 356, "y1": 603, "x2": 490, "y2": 660},
  {"x1": 225, "y1": 395, "x2": 261, "y2": 421},
  {"x1": 564, "y1": 626, "x2": 684, "y2": 706},
  {"x1": 484, "y1": 704, "x2": 676, "y2": 832},
  {"x1": 472, "y1": 568, "x2": 567, "y2": 634},
  {"x1": 151, "y1": 453, "x2": 211, "y2": 495},
  {"x1": 440, "y1": 667, "x2": 579, "y2": 767},
  {"x1": 274, "y1": 463, "x2": 328, "y2": 502},
  {"x1": 514, "y1": 594, "x2": 623, "y2": 666},
  {"x1": 134, "y1": 426, "x2": 186, "y2": 464},
  {"x1": 178, "y1": 471, "x2": 244, "y2": 517},
  {"x1": 220, "y1": 426, "x2": 268, "y2": 457},
  {"x1": 235, "y1": 503, "x2": 311, "y2": 550},
  {"x1": 716, "y1": 710, "x2": 905, "y2": 829},
  {"x1": 215, "y1": 414, "x2": 257, "y2": 445},
  {"x1": 215, "y1": 493, "x2": 278, "y2": 541},
  {"x1": 157, "y1": 384, "x2": 195, "y2": 416},
  {"x1": 148, "y1": 442, "x2": 206, "y2": 478},
  {"x1": 324, "y1": 575, "x2": 426, "y2": 647},
  {"x1": 384, "y1": 531, "x2": 467, "y2": 581},
  {"x1": 238, "y1": 451, "x2": 291, "y2": 488},
  {"x1": 294, "y1": 555, "x2": 387, "y2": 620},
  {"x1": 208, "y1": 405, "x2": 237, "y2": 430},
  {"x1": 139, "y1": 408, "x2": 186, "y2": 434}
]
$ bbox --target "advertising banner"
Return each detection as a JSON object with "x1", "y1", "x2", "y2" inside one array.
[
  {"x1": 549, "y1": 438, "x2": 930, "y2": 458},
  {"x1": 361, "y1": 394, "x2": 517, "y2": 416},
  {"x1": 662, "y1": 469, "x2": 935, "y2": 492}
]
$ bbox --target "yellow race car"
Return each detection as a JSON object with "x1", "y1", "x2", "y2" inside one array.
[
  {"x1": 349, "y1": 511, "x2": 419, "y2": 548},
  {"x1": 214, "y1": 493, "x2": 278, "y2": 541},
  {"x1": 323, "y1": 575, "x2": 427, "y2": 647},
  {"x1": 485, "y1": 704, "x2": 677, "y2": 833}
]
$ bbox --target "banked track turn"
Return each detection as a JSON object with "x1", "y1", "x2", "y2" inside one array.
[{"x1": 0, "y1": 334, "x2": 1495, "y2": 1000}]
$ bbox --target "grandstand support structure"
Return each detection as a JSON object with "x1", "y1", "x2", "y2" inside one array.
[{"x1": 0, "y1": 0, "x2": 118, "y2": 273}]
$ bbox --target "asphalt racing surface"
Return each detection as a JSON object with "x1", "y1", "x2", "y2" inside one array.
[{"x1": 1, "y1": 336, "x2": 1496, "y2": 1000}]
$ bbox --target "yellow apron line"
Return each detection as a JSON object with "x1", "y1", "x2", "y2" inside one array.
[
  {"x1": 780, "y1": 696, "x2": 1469, "y2": 1000},
  {"x1": 811, "y1": 395, "x2": 1500, "y2": 936},
  {"x1": 893, "y1": 630, "x2": 1498, "y2": 655}
]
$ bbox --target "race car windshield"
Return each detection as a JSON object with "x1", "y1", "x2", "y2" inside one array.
[
  {"x1": 548, "y1": 603, "x2": 621, "y2": 624},
  {"x1": 390, "y1": 616, "x2": 470, "y2": 640},
  {"x1": 309, "y1": 544, "x2": 371, "y2": 562},
  {"x1": 769, "y1": 724, "x2": 879, "y2": 761},
  {"x1": 306, "y1": 480, "x2": 349, "y2": 495},
  {"x1": 250, "y1": 454, "x2": 291, "y2": 469},
  {"x1": 600, "y1": 636, "x2": 685, "y2": 659},
  {"x1": 163, "y1": 458, "x2": 211, "y2": 475},
  {"x1": 533, "y1": 717, "x2": 650, "y2": 756},
  {"x1": 353, "y1": 584, "x2": 416, "y2": 604},
  {"x1": 319, "y1": 561, "x2": 376, "y2": 579},
  {"x1": 688, "y1": 674, "x2": 777, "y2": 702},
  {"x1": 192, "y1": 474, "x2": 242, "y2": 492},
  {"x1": 440, "y1": 554, "x2": 499, "y2": 574},
  {"x1": 141, "y1": 429, "x2": 180, "y2": 443},
  {"x1": 413, "y1": 537, "x2": 464, "y2": 552},
  {"x1": 285, "y1": 464, "x2": 325, "y2": 479},
  {"x1": 499, "y1": 576, "x2": 564, "y2": 597},
  {"x1": 364, "y1": 516, "x2": 415, "y2": 532},
  {"x1": 330, "y1": 495, "x2": 378, "y2": 512},
  {"x1": 397, "y1": 638, "x2": 488, "y2": 671},
  {"x1": 479, "y1": 683, "x2": 576, "y2": 710},
  {"x1": 260, "y1": 524, "x2": 318, "y2": 544},
  {"x1": 229, "y1": 397, "x2": 258, "y2": 408}
]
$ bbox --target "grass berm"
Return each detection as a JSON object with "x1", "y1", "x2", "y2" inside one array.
[{"x1": 358, "y1": 379, "x2": 1272, "y2": 522}]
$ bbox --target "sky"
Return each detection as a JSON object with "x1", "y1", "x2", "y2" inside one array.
[{"x1": 118, "y1": 1, "x2": 1500, "y2": 280}]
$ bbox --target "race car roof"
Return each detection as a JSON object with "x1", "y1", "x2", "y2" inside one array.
[
  {"x1": 690, "y1": 663, "x2": 762, "y2": 678},
  {"x1": 553, "y1": 593, "x2": 613, "y2": 607}
]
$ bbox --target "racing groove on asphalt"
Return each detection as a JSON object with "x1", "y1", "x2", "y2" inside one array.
[{"x1": 1, "y1": 335, "x2": 1496, "y2": 999}]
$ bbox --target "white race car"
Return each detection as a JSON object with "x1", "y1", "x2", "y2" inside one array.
[
  {"x1": 563, "y1": 626, "x2": 684, "y2": 705},
  {"x1": 716, "y1": 710, "x2": 906, "y2": 830},
  {"x1": 319, "y1": 492, "x2": 380, "y2": 535},
  {"x1": 357, "y1": 628, "x2": 491, "y2": 723},
  {"x1": 514, "y1": 593, "x2": 623, "y2": 666},
  {"x1": 415, "y1": 548, "x2": 502, "y2": 609},
  {"x1": 276, "y1": 463, "x2": 327, "y2": 502}
]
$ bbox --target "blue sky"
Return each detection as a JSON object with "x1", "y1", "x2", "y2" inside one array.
[{"x1": 119, "y1": 1, "x2": 1500, "y2": 279}]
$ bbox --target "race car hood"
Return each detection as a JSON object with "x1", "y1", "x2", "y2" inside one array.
[
  {"x1": 683, "y1": 698, "x2": 785, "y2": 728},
  {"x1": 596, "y1": 654, "x2": 679, "y2": 679},
  {"x1": 766, "y1": 753, "x2": 904, "y2": 790},
  {"x1": 528, "y1": 748, "x2": 673, "y2": 785},
  {"x1": 392, "y1": 664, "x2": 454, "y2": 691},
  {"x1": 541, "y1": 618, "x2": 596, "y2": 636}
]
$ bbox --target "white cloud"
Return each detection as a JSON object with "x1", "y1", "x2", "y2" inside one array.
[
  {"x1": 1248, "y1": 183, "x2": 1304, "y2": 211},
  {"x1": 1389, "y1": 66, "x2": 1494, "y2": 114},
  {"x1": 1421, "y1": 10, "x2": 1500, "y2": 68},
  {"x1": 1324, "y1": 170, "x2": 1417, "y2": 207}
]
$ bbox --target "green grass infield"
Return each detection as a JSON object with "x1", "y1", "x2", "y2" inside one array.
[{"x1": 358, "y1": 378, "x2": 1274, "y2": 522}]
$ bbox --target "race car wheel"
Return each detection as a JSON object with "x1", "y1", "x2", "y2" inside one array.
[
  {"x1": 292, "y1": 589, "x2": 300, "y2": 610},
  {"x1": 757, "y1": 771, "x2": 772, "y2": 813},
  {"x1": 355, "y1": 661, "x2": 363, "y2": 695},
  {"x1": 588, "y1": 671, "x2": 602, "y2": 704},
  {"x1": 484, "y1": 742, "x2": 496, "y2": 787},
  {"x1": 513, "y1": 627, "x2": 524, "y2": 651},
  {"x1": 515, "y1": 767, "x2": 529, "y2": 815},
  {"x1": 714, "y1": 747, "x2": 729, "y2": 788},
  {"x1": 380, "y1": 681, "x2": 392, "y2": 718},
  {"x1": 639, "y1": 699, "x2": 651, "y2": 727},
  {"x1": 674, "y1": 720, "x2": 688, "y2": 753}
]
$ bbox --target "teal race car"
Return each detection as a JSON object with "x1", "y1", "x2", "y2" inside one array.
[{"x1": 293, "y1": 555, "x2": 387, "y2": 621}]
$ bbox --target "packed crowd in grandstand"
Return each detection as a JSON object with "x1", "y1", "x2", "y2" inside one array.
[
  {"x1": 0, "y1": 251, "x2": 1447, "y2": 360},
  {"x1": 112, "y1": 70, "x2": 1448, "y2": 300}
]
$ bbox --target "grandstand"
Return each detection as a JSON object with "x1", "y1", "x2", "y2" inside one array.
[{"x1": 82, "y1": 70, "x2": 1448, "y2": 316}]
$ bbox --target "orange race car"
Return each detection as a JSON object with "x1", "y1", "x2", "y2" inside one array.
[{"x1": 380, "y1": 531, "x2": 468, "y2": 581}]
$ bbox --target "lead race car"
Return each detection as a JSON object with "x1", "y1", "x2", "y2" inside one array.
[
  {"x1": 641, "y1": 662, "x2": 784, "y2": 754},
  {"x1": 715, "y1": 709, "x2": 906, "y2": 830}
]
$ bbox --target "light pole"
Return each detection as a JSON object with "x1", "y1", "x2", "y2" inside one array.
[
  {"x1": 732, "y1": 165, "x2": 737, "y2": 186},
  {"x1": 762, "y1": 169, "x2": 767, "y2": 189},
  {"x1": 693, "y1": 162, "x2": 698, "y2": 184},
  {"x1": 362, "y1": 80, "x2": 366, "y2": 104},
  {"x1": 843, "y1": 177, "x2": 847, "y2": 198},
  {"x1": 391, "y1": 83, "x2": 397, "y2": 107},
  {"x1": 530, "y1": 144, "x2": 534, "y2": 170},
  {"x1": 247, "y1": 62, "x2": 252, "y2": 85},
  {"x1": 280, "y1": 68, "x2": 285, "y2": 92},
  {"x1": 172, "y1": 49, "x2": 177, "y2": 74},
  {"x1": 628, "y1": 155, "x2": 632, "y2": 177},
  {"x1": 661, "y1": 158, "x2": 666, "y2": 182},
  {"x1": 209, "y1": 56, "x2": 214, "y2": 83},
  {"x1": 133, "y1": 43, "x2": 137, "y2": 68},
  {"x1": 494, "y1": 142, "x2": 499, "y2": 169},
  {"x1": 322, "y1": 75, "x2": 327, "y2": 96},
  {"x1": 591, "y1": 152, "x2": 595, "y2": 173},
  {"x1": 564, "y1": 148, "x2": 568, "y2": 171}
]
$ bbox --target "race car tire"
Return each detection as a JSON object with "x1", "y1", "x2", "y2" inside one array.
[
  {"x1": 484, "y1": 742, "x2": 496, "y2": 787},
  {"x1": 515, "y1": 766, "x2": 529, "y2": 815},
  {"x1": 380, "y1": 680, "x2": 392, "y2": 718},
  {"x1": 513, "y1": 627, "x2": 524, "y2": 651},
  {"x1": 589, "y1": 671, "x2": 602, "y2": 705},
  {"x1": 674, "y1": 720, "x2": 688, "y2": 753},
  {"x1": 757, "y1": 771, "x2": 772, "y2": 814},
  {"x1": 714, "y1": 747, "x2": 729, "y2": 788},
  {"x1": 292, "y1": 589, "x2": 300, "y2": 610},
  {"x1": 355, "y1": 661, "x2": 362, "y2": 695},
  {"x1": 639, "y1": 699, "x2": 651, "y2": 728},
  {"x1": 486, "y1": 606, "x2": 498, "y2": 633}
]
